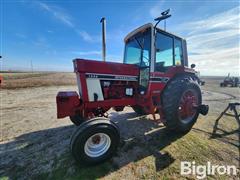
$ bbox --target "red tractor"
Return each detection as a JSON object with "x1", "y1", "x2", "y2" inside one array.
[
  {"x1": 56, "y1": 10, "x2": 208, "y2": 165},
  {"x1": 220, "y1": 73, "x2": 240, "y2": 87}
]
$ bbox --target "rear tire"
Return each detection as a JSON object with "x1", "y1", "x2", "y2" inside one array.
[
  {"x1": 162, "y1": 76, "x2": 202, "y2": 133},
  {"x1": 70, "y1": 118, "x2": 120, "y2": 165}
]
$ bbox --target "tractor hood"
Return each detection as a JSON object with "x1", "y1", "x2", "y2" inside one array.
[{"x1": 73, "y1": 59, "x2": 139, "y2": 76}]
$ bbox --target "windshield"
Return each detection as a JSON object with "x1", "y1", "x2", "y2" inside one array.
[{"x1": 124, "y1": 28, "x2": 151, "y2": 67}]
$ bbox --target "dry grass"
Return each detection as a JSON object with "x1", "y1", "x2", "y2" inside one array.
[{"x1": 1, "y1": 72, "x2": 76, "y2": 89}]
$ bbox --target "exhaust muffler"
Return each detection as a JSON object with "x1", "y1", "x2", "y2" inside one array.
[{"x1": 100, "y1": 17, "x2": 106, "y2": 62}]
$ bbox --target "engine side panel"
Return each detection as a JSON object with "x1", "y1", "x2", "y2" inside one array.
[
  {"x1": 86, "y1": 79, "x2": 104, "y2": 101},
  {"x1": 85, "y1": 73, "x2": 138, "y2": 101}
]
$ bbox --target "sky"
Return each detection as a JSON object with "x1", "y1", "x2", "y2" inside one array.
[{"x1": 0, "y1": 0, "x2": 239, "y2": 76}]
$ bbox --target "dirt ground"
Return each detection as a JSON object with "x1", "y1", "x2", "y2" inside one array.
[{"x1": 0, "y1": 74, "x2": 239, "y2": 179}]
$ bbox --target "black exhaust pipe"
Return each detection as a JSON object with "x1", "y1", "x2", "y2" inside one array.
[{"x1": 100, "y1": 17, "x2": 106, "y2": 62}]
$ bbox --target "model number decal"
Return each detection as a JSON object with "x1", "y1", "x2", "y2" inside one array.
[
  {"x1": 88, "y1": 74, "x2": 99, "y2": 78},
  {"x1": 86, "y1": 73, "x2": 138, "y2": 81}
]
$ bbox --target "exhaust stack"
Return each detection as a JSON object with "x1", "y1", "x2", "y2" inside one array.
[{"x1": 100, "y1": 17, "x2": 106, "y2": 62}]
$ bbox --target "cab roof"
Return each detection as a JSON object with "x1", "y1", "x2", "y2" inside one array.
[{"x1": 124, "y1": 23, "x2": 185, "y2": 42}]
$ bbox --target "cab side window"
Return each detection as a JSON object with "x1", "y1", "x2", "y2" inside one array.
[
  {"x1": 174, "y1": 38, "x2": 183, "y2": 66},
  {"x1": 155, "y1": 32, "x2": 173, "y2": 72}
]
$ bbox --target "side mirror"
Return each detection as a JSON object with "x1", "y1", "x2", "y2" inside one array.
[{"x1": 191, "y1": 64, "x2": 196, "y2": 69}]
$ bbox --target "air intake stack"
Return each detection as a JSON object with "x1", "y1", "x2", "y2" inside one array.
[{"x1": 100, "y1": 17, "x2": 106, "y2": 62}]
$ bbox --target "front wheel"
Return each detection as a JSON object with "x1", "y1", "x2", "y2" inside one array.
[
  {"x1": 70, "y1": 118, "x2": 120, "y2": 165},
  {"x1": 162, "y1": 76, "x2": 202, "y2": 133}
]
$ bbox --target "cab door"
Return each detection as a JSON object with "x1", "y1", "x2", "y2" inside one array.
[
  {"x1": 123, "y1": 27, "x2": 152, "y2": 94},
  {"x1": 138, "y1": 36, "x2": 151, "y2": 94}
]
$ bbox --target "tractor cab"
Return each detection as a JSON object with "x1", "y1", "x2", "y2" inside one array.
[{"x1": 124, "y1": 23, "x2": 188, "y2": 93}]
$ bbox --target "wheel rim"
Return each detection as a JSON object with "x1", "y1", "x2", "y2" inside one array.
[
  {"x1": 84, "y1": 133, "x2": 111, "y2": 157},
  {"x1": 178, "y1": 89, "x2": 199, "y2": 124}
]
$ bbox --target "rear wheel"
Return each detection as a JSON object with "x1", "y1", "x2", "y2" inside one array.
[
  {"x1": 70, "y1": 118, "x2": 120, "y2": 165},
  {"x1": 162, "y1": 76, "x2": 202, "y2": 133}
]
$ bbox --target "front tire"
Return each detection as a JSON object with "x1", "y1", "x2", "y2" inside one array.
[
  {"x1": 70, "y1": 118, "x2": 120, "y2": 165},
  {"x1": 162, "y1": 76, "x2": 202, "y2": 133}
]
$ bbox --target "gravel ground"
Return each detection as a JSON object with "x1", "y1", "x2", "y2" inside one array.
[{"x1": 0, "y1": 79, "x2": 239, "y2": 179}]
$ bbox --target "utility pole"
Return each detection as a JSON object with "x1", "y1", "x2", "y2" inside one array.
[
  {"x1": 30, "y1": 59, "x2": 33, "y2": 73},
  {"x1": 0, "y1": 56, "x2": 2, "y2": 72}
]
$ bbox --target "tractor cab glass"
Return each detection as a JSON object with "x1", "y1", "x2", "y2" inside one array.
[
  {"x1": 155, "y1": 30, "x2": 184, "y2": 72},
  {"x1": 155, "y1": 32, "x2": 173, "y2": 72},
  {"x1": 124, "y1": 28, "x2": 151, "y2": 67},
  {"x1": 124, "y1": 28, "x2": 151, "y2": 91}
]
